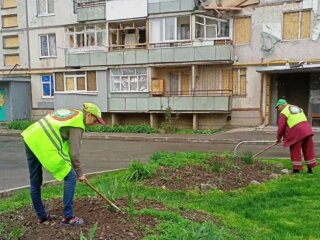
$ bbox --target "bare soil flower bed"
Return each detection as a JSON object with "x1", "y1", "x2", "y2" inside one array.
[
  {"x1": 144, "y1": 156, "x2": 283, "y2": 191},
  {"x1": 0, "y1": 156, "x2": 283, "y2": 239}
]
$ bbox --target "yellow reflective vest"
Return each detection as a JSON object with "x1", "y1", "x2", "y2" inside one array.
[
  {"x1": 22, "y1": 109, "x2": 85, "y2": 181},
  {"x1": 281, "y1": 105, "x2": 307, "y2": 128}
]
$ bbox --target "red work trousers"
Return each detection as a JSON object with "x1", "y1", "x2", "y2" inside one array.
[{"x1": 289, "y1": 135, "x2": 317, "y2": 170}]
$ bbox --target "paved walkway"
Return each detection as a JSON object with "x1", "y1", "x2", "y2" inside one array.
[{"x1": 1, "y1": 126, "x2": 320, "y2": 144}]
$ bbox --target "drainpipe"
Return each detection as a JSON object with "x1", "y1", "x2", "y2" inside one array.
[
  {"x1": 25, "y1": 0, "x2": 32, "y2": 120},
  {"x1": 25, "y1": 0, "x2": 31, "y2": 70}
]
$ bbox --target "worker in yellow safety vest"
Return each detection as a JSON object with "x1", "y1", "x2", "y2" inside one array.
[
  {"x1": 22, "y1": 103, "x2": 105, "y2": 226},
  {"x1": 275, "y1": 99, "x2": 317, "y2": 173}
]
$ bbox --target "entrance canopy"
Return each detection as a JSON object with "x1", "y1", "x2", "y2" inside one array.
[{"x1": 256, "y1": 63, "x2": 320, "y2": 73}]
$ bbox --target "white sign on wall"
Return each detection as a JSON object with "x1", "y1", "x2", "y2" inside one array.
[{"x1": 106, "y1": 0, "x2": 148, "y2": 21}]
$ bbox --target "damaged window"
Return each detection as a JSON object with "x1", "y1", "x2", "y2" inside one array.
[
  {"x1": 55, "y1": 71, "x2": 97, "y2": 93},
  {"x1": 66, "y1": 24, "x2": 106, "y2": 50},
  {"x1": 150, "y1": 16, "x2": 190, "y2": 43},
  {"x1": 111, "y1": 68, "x2": 147, "y2": 92},
  {"x1": 109, "y1": 20, "x2": 146, "y2": 51},
  {"x1": 222, "y1": 68, "x2": 246, "y2": 96},
  {"x1": 195, "y1": 15, "x2": 230, "y2": 40},
  {"x1": 283, "y1": 10, "x2": 311, "y2": 40}
]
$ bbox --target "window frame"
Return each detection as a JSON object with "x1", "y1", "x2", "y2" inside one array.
[
  {"x1": 2, "y1": 35, "x2": 19, "y2": 49},
  {"x1": 149, "y1": 15, "x2": 191, "y2": 44},
  {"x1": 1, "y1": 0, "x2": 17, "y2": 9},
  {"x1": 282, "y1": 10, "x2": 311, "y2": 41},
  {"x1": 37, "y1": 0, "x2": 54, "y2": 17},
  {"x1": 195, "y1": 15, "x2": 230, "y2": 40},
  {"x1": 39, "y1": 34, "x2": 57, "y2": 58},
  {"x1": 54, "y1": 71, "x2": 97, "y2": 93},
  {"x1": 1, "y1": 14, "x2": 18, "y2": 28},
  {"x1": 3, "y1": 53, "x2": 20, "y2": 66},
  {"x1": 65, "y1": 24, "x2": 106, "y2": 51},
  {"x1": 41, "y1": 75, "x2": 55, "y2": 98},
  {"x1": 233, "y1": 16, "x2": 251, "y2": 45},
  {"x1": 110, "y1": 67, "x2": 148, "y2": 93},
  {"x1": 232, "y1": 68, "x2": 247, "y2": 97}
]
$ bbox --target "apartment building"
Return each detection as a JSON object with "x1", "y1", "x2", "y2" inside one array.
[
  {"x1": 0, "y1": 0, "x2": 31, "y2": 121},
  {"x1": 1, "y1": 0, "x2": 320, "y2": 129}
]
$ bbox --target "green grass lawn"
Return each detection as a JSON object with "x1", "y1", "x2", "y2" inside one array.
[{"x1": 1, "y1": 152, "x2": 319, "y2": 239}]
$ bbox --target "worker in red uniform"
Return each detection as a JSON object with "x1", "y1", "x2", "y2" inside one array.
[{"x1": 275, "y1": 99, "x2": 317, "y2": 173}]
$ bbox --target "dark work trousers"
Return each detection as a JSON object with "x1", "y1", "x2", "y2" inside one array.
[{"x1": 25, "y1": 143, "x2": 77, "y2": 219}]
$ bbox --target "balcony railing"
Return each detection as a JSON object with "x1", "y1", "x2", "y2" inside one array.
[
  {"x1": 150, "y1": 90, "x2": 232, "y2": 97},
  {"x1": 77, "y1": 0, "x2": 105, "y2": 8}
]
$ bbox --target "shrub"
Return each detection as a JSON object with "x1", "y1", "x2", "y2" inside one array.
[
  {"x1": 85, "y1": 124, "x2": 158, "y2": 134},
  {"x1": 98, "y1": 179, "x2": 118, "y2": 203},
  {"x1": 127, "y1": 160, "x2": 158, "y2": 181},
  {"x1": 7, "y1": 120, "x2": 33, "y2": 130},
  {"x1": 241, "y1": 151, "x2": 254, "y2": 165}
]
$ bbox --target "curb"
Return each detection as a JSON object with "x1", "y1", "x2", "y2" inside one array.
[
  {"x1": 2, "y1": 130, "x2": 320, "y2": 144},
  {"x1": 0, "y1": 168, "x2": 126, "y2": 198}
]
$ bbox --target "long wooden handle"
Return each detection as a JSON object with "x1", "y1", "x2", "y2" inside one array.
[
  {"x1": 84, "y1": 181, "x2": 122, "y2": 212},
  {"x1": 253, "y1": 142, "x2": 277, "y2": 158}
]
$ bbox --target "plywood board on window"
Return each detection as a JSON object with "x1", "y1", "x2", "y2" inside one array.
[
  {"x1": 233, "y1": 17, "x2": 251, "y2": 44},
  {"x1": 181, "y1": 70, "x2": 190, "y2": 95},
  {"x1": 4, "y1": 54, "x2": 19, "y2": 66},
  {"x1": 2, "y1": 15, "x2": 17, "y2": 28},
  {"x1": 55, "y1": 73, "x2": 64, "y2": 91},
  {"x1": 283, "y1": 12, "x2": 298, "y2": 40},
  {"x1": 151, "y1": 79, "x2": 164, "y2": 95},
  {"x1": 3, "y1": 35, "x2": 19, "y2": 48},
  {"x1": 2, "y1": 0, "x2": 17, "y2": 8},
  {"x1": 66, "y1": 77, "x2": 74, "y2": 91},
  {"x1": 87, "y1": 71, "x2": 97, "y2": 91},
  {"x1": 77, "y1": 77, "x2": 85, "y2": 91},
  {"x1": 301, "y1": 11, "x2": 311, "y2": 39},
  {"x1": 222, "y1": 68, "x2": 232, "y2": 91}
]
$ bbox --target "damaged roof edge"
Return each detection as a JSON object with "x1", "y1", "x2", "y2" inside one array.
[{"x1": 203, "y1": 0, "x2": 260, "y2": 10}]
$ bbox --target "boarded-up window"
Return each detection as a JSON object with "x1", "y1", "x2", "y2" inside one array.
[
  {"x1": 3, "y1": 35, "x2": 19, "y2": 49},
  {"x1": 283, "y1": 11, "x2": 311, "y2": 40},
  {"x1": 221, "y1": 68, "x2": 246, "y2": 96},
  {"x1": 2, "y1": 14, "x2": 17, "y2": 28},
  {"x1": 66, "y1": 77, "x2": 74, "y2": 91},
  {"x1": 2, "y1": 0, "x2": 17, "y2": 8},
  {"x1": 87, "y1": 71, "x2": 97, "y2": 91},
  {"x1": 54, "y1": 72, "x2": 64, "y2": 91},
  {"x1": 4, "y1": 54, "x2": 19, "y2": 66},
  {"x1": 233, "y1": 17, "x2": 251, "y2": 44}
]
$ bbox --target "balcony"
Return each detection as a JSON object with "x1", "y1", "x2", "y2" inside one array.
[
  {"x1": 66, "y1": 45, "x2": 233, "y2": 66},
  {"x1": 108, "y1": 90, "x2": 232, "y2": 113},
  {"x1": 77, "y1": 0, "x2": 106, "y2": 22},
  {"x1": 148, "y1": 0, "x2": 195, "y2": 14}
]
